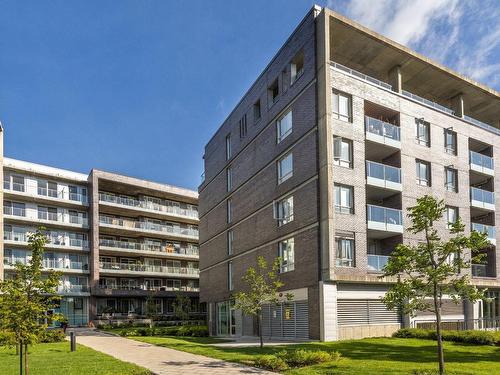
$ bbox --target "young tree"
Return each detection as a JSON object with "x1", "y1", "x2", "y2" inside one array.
[
  {"x1": 0, "y1": 228, "x2": 63, "y2": 375},
  {"x1": 172, "y1": 293, "x2": 192, "y2": 322},
  {"x1": 145, "y1": 291, "x2": 158, "y2": 329},
  {"x1": 233, "y1": 256, "x2": 292, "y2": 348},
  {"x1": 382, "y1": 195, "x2": 488, "y2": 375}
]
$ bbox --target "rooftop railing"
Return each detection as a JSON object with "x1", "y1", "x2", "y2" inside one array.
[
  {"x1": 402, "y1": 90, "x2": 455, "y2": 115},
  {"x1": 331, "y1": 61, "x2": 392, "y2": 90},
  {"x1": 464, "y1": 115, "x2": 500, "y2": 136}
]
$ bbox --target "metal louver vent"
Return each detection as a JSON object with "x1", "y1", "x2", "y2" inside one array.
[{"x1": 338, "y1": 299, "x2": 400, "y2": 326}]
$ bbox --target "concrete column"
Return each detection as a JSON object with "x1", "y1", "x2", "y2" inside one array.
[
  {"x1": 88, "y1": 170, "x2": 100, "y2": 322},
  {"x1": 319, "y1": 281, "x2": 338, "y2": 341},
  {"x1": 388, "y1": 65, "x2": 402, "y2": 93},
  {"x1": 463, "y1": 299, "x2": 475, "y2": 330},
  {"x1": 450, "y1": 93, "x2": 464, "y2": 118}
]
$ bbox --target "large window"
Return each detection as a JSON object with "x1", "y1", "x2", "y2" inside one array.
[
  {"x1": 279, "y1": 238, "x2": 295, "y2": 273},
  {"x1": 336, "y1": 236, "x2": 354, "y2": 267},
  {"x1": 334, "y1": 184, "x2": 353, "y2": 214},
  {"x1": 416, "y1": 160, "x2": 431, "y2": 186},
  {"x1": 227, "y1": 230, "x2": 233, "y2": 255},
  {"x1": 277, "y1": 153, "x2": 293, "y2": 184},
  {"x1": 276, "y1": 110, "x2": 292, "y2": 143},
  {"x1": 225, "y1": 134, "x2": 231, "y2": 160},
  {"x1": 416, "y1": 119, "x2": 431, "y2": 147},
  {"x1": 275, "y1": 196, "x2": 294, "y2": 226},
  {"x1": 445, "y1": 167, "x2": 458, "y2": 192},
  {"x1": 228, "y1": 261, "x2": 233, "y2": 291},
  {"x1": 332, "y1": 90, "x2": 351, "y2": 122},
  {"x1": 333, "y1": 137, "x2": 353, "y2": 168},
  {"x1": 444, "y1": 128, "x2": 457, "y2": 155},
  {"x1": 445, "y1": 206, "x2": 458, "y2": 229},
  {"x1": 226, "y1": 167, "x2": 233, "y2": 192}
]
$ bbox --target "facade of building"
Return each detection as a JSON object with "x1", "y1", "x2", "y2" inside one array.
[
  {"x1": 198, "y1": 6, "x2": 500, "y2": 341},
  {"x1": 0, "y1": 131, "x2": 201, "y2": 326}
]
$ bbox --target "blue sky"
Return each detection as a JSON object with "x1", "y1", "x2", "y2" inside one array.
[{"x1": 1, "y1": 1, "x2": 498, "y2": 191}]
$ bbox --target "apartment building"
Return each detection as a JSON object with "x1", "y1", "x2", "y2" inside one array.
[
  {"x1": 198, "y1": 6, "x2": 500, "y2": 341},
  {"x1": 0, "y1": 132, "x2": 201, "y2": 326}
]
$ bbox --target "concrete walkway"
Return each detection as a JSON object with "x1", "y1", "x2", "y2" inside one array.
[{"x1": 71, "y1": 329, "x2": 274, "y2": 375}]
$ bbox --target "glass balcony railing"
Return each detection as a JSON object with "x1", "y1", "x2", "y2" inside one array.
[
  {"x1": 99, "y1": 238, "x2": 199, "y2": 256},
  {"x1": 58, "y1": 285, "x2": 89, "y2": 293},
  {"x1": 470, "y1": 151, "x2": 494, "y2": 173},
  {"x1": 472, "y1": 264, "x2": 487, "y2": 277},
  {"x1": 97, "y1": 284, "x2": 199, "y2": 292},
  {"x1": 69, "y1": 216, "x2": 89, "y2": 226},
  {"x1": 99, "y1": 192, "x2": 198, "y2": 219},
  {"x1": 69, "y1": 238, "x2": 89, "y2": 248},
  {"x1": 3, "y1": 231, "x2": 88, "y2": 249},
  {"x1": 367, "y1": 254, "x2": 390, "y2": 272},
  {"x1": 471, "y1": 223, "x2": 496, "y2": 241},
  {"x1": 367, "y1": 205, "x2": 403, "y2": 231},
  {"x1": 99, "y1": 216, "x2": 198, "y2": 237},
  {"x1": 470, "y1": 187, "x2": 495, "y2": 209},
  {"x1": 4, "y1": 258, "x2": 88, "y2": 271},
  {"x1": 4, "y1": 206, "x2": 26, "y2": 217},
  {"x1": 99, "y1": 262, "x2": 200, "y2": 276},
  {"x1": 366, "y1": 161, "x2": 401, "y2": 186},
  {"x1": 365, "y1": 116, "x2": 401, "y2": 143}
]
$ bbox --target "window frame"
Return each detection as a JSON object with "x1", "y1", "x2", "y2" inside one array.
[
  {"x1": 278, "y1": 238, "x2": 295, "y2": 273},
  {"x1": 444, "y1": 128, "x2": 457, "y2": 155},
  {"x1": 416, "y1": 159, "x2": 431, "y2": 186},
  {"x1": 227, "y1": 230, "x2": 234, "y2": 255},
  {"x1": 334, "y1": 184, "x2": 354, "y2": 214},
  {"x1": 445, "y1": 166, "x2": 458, "y2": 192},
  {"x1": 225, "y1": 134, "x2": 231, "y2": 160},
  {"x1": 445, "y1": 206, "x2": 459, "y2": 229},
  {"x1": 331, "y1": 90, "x2": 352, "y2": 122},
  {"x1": 277, "y1": 153, "x2": 293, "y2": 184},
  {"x1": 335, "y1": 236, "x2": 355, "y2": 267},
  {"x1": 416, "y1": 119, "x2": 431, "y2": 147},
  {"x1": 276, "y1": 109, "x2": 293, "y2": 144},
  {"x1": 290, "y1": 50, "x2": 304, "y2": 85},
  {"x1": 333, "y1": 136, "x2": 353, "y2": 168},
  {"x1": 228, "y1": 261, "x2": 233, "y2": 291},
  {"x1": 227, "y1": 199, "x2": 232, "y2": 223},
  {"x1": 275, "y1": 195, "x2": 294, "y2": 226},
  {"x1": 226, "y1": 167, "x2": 232, "y2": 192}
]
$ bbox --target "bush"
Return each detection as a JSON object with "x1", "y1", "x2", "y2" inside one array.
[
  {"x1": 0, "y1": 330, "x2": 16, "y2": 347},
  {"x1": 393, "y1": 328, "x2": 497, "y2": 346},
  {"x1": 116, "y1": 325, "x2": 208, "y2": 338},
  {"x1": 40, "y1": 329, "x2": 66, "y2": 343},
  {"x1": 253, "y1": 355, "x2": 289, "y2": 371},
  {"x1": 276, "y1": 349, "x2": 341, "y2": 368}
]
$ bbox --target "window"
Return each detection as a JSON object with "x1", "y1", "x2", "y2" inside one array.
[
  {"x1": 332, "y1": 90, "x2": 351, "y2": 122},
  {"x1": 12, "y1": 175, "x2": 25, "y2": 192},
  {"x1": 416, "y1": 119, "x2": 430, "y2": 146},
  {"x1": 277, "y1": 153, "x2": 293, "y2": 184},
  {"x1": 4, "y1": 201, "x2": 25, "y2": 217},
  {"x1": 239, "y1": 114, "x2": 247, "y2": 138},
  {"x1": 227, "y1": 199, "x2": 232, "y2": 223},
  {"x1": 227, "y1": 230, "x2": 233, "y2": 255},
  {"x1": 445, "y1": 167, "x2": 458, "y2": 192},
  {"x1": 225, "y1": 134, "x2": 231, "y2": 160},
  {"x1": 334, "y1": 184, "x2": 353, "y2": 214},
  {"x1": 228, "y1": 261, "x2": 233, "y2": 291},
  {"x1": 276, "y1": 109, "x2": 292, "y2": 143},
  {"x1": 268, "y1": 78, "x2": 279, "y2": 105},
  {"x1": 253, "y1": 99, "x2": 261, "y2": 122},
  {"x1": 275, "y1": 196, "x2": 294, "y2": 226},
  {"x1": 445, "y1": 206, "x2": 458, "y2": 229},
  {"x1": 226, "y1": 167, "x2": 232, "y2": 191},
  {"x1": 416, "y1": 160, "x2": 431, "y2": 186},
  {"x1": 290, "y1": 50, "x2": 304, "y2": 84},
  {"x1": 336, "y1": 236, "x2": 354, "y2": 267},
  {"x1": 444, "y1": 128, "x2": 457, "y2": 155},
  {"x1": 3, "y1": 174, "x2": 10, "y2": 190},
  {"x1": 333, "y1": 137, "x2": 353, "y2": 168},
  {"x1": 278, "y1": 238, "x2": 295, "y2": 273}
]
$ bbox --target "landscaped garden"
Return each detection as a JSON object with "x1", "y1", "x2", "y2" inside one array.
[{"x1": 0, "y1": 342, "x2": 151, "y2": 375}]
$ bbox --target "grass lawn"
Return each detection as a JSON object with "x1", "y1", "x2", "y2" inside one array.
[
  {"x1": 131, "y1": 335, "x2": 500, "y2": 374},
  {"x1": 0, "y1": 342, "x2": 151, "y2": 375}
]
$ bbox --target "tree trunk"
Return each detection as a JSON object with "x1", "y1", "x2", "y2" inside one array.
[
  {"x1": 433, "y1": 290, "x2": 445, "y2": 375},
  {"x1": 19, "y1": 341, "x2": 23, "y2": 375},
  {"x1": 258, "y1": 313, "x2": 263, "y2": 349},
  {"x1": 24, "y1": 343, "x2": 29, "y2": 375}
]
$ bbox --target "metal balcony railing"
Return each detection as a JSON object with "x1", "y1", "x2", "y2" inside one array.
[
  {"x1": 37, "y1": 187, "x2": 60, "y2": 198},
  {"x1": 99, "y1": 261, "x2": 199, "y2": 276},
  {"x1": 69, "y1": 216, "x2": 88, "y2": 226},
  {"x1": 331, "y1": 61, "x2": 392, "y2": 90},
  {"x1": 464, "y1": 115, "x2": 500, "y2": 136},
  {"x1": 366, "y1": 161, "x2": 401, "y2": 184},
  {"x1": 365, "y1": 116, "x2": 401, "y2": 141},
  {"x1": 99, "y1": 192, "x2": 198, "y2": 219},
  {"x1": 402, "y1": 90, "x2": 455, "y2": 115},
  {"x1": 4, "y1": 258, "x2": 88, "y2": 271},
  {"x1": 367, "y1": 254, "x2": 390, "y2": 272},
  {"x1": 99, "y1": 216, "x2": 198, "y2": 237},
  {"x1": 58, "y1": 285, "x2": 89, "y2": 293},
  {"x1": 99, "y1": 238, "x2": 199, "y2": 256},
  {"x1": 97, "y1": 284, "x2": 199, "y2": 292}
]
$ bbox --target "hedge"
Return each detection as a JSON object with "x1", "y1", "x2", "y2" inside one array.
[
  {"x1": 252, "y1": 349, "x2": 341, "y2": 371},
  {"x1": 393, "y1": 328, "x2": 499, "y2": 346},
  {"x1": 116, "y1": 325, "x2": 209, "y2": 337}
]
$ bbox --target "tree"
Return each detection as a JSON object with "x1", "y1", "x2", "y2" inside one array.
[
  {"x1": 145, "y1": 291, "x2": 158, "y2": 329},
  {"x1": 382, "y1": 195, "x2": 488, "y2": 375},
  {"x1": 0, "y1": 228, "x2": 63, "y2": 375},
  {"x1": 233, "y1": 256, "x2": 292, "y2": 348},
  {"x1": 172, "y1": 293, "x2": 191, "y2": 322}
]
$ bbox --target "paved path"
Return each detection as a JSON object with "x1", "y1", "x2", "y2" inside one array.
[{"x1": 73, "y1": 330, "x2": 273, "y2": 375}]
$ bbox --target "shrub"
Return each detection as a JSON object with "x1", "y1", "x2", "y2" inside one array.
[
  {"x1": 40, "y1": 329, "x2": 66, "y2": 343},
  {"x1": 276, "y1": 349, "x2": 341, "y2": 367},
  {"x1": 0, "y1": 330, "x2": 16, "y2": 347},
  {"x1": 253, "y1": 355, "x2": 289, "y2": 371},
  {"x1": 393, "y1": 328, "x2": 497, "y2": 346},
  {"x1": 115, "y1": 325, "x2": 208, "y2": 338}
]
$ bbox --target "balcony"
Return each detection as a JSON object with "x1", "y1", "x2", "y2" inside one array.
[
  {"x1": 470, "y1": 187, "x2": 495, "y2": 211},
  {"x1": 367, "y1": 205, "x2": 403, "y2": 233},
  {"x1": 99, "y1": 262, "x2": 199, "y2": 278},
  {"x1": 3, "y1": 258, "x2": 89, "y2": 273},
  {"x1": 366, "y1": 161, "x2": 402, "y2": 191},
  {"x1": 365, "y1": 116, "x2": 401, "y2": 149},
  {"x1": 99, "y1": 216, "x2": 198, "y2": 240},
  {"x1": 96, "y1": 284, "x2": 199, "y2": 293},
  {"x1": 471, "y1": 223, "x2": 496, "y2": 246},
  {"x1": 4, "y1": 231, "x2": 89, "y2": 250},
  {"x1": 470, "y1": 151, "x2": 494, "y2": 176},
  {"x1": 57, "y1": 284, "x2": 90, "y2": 294},
  {"x1": 4, "y1": 182, "x2": 88, "y2": 205},
  {"x1": 99, "y1": 192, "x2": 198, "y2": 220},
  {"x1": 99, "y1": 238, "x2": 199, "y2": 258},
  {"x1": 367, "y1": 254, "x2": 390, "y2": 272}
]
